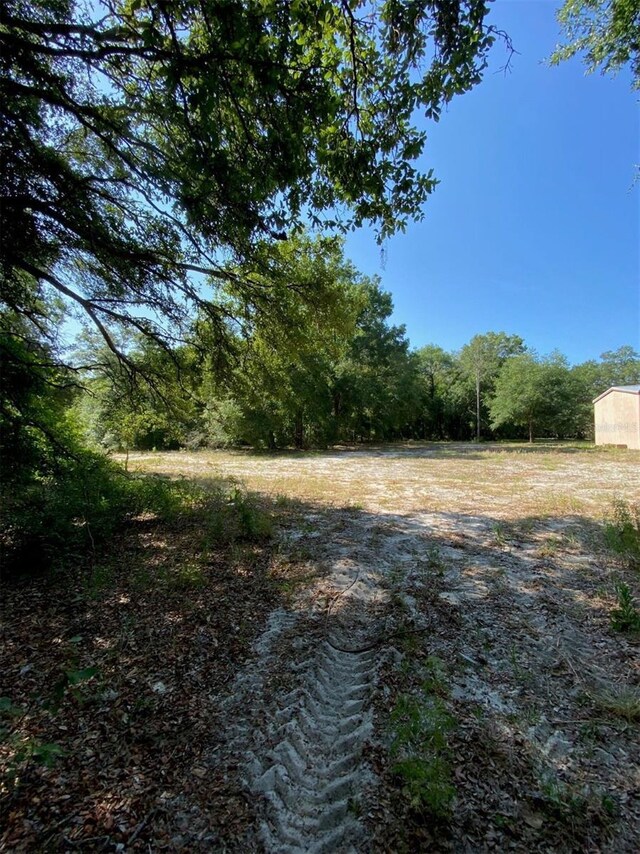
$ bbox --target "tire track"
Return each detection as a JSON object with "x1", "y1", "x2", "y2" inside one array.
[
  {"x1": 216, "y1": 512, "x2": 400, "y2": 852},
  {"x1": 248, "y1": 638, "x2": 376, "y2": 853}
]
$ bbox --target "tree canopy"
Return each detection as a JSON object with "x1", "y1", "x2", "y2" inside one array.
[
  {"x1": 2, "y1": 0, "x2": 499, "y2": 372},
  {"x1": 459, "y1": 332, "x2": 524, "y2": 441},
  {"x1": 551, "y1": 0, "x2": 640, "y2": 87}
]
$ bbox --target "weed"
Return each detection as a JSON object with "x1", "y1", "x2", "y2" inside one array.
[
  {"x1": 589, "y1": 685, "x2": 640, "y2": 722},
  {"x1": 347, "y1": 796, "x2": 363, "y2": 817},
  {"x1": 274, "y1": 494, "x2": 297, "y2": 509},
  {"x1": 164, "y1": 561, "x2": 207, "y2": 591},
  {"x1": 344, "y1": 502, "x2": 364, "y2": 512},
  {"x1": 387, "y1": 563, "x2": 407, "y2": 587},
  {"x1": 521, "y1": 703, "x2": 541, "y2": 725},
  {"x1": 425, "y1": 545, "x2": 445, "y2": 575},
  {"x1": 537, "y1": 535, "x2": 562, "y2": 558},
  {"x1": 84, "y1": 562, "x2": 115, "y2": 596},
  {"x1": 604, "y1": 499, "x2": 640, "y2": 567},
  {"x1": 610, "y1": 582, "x2": 640, "y2": 633},
  {"x1": 539, "y1": 774, "x2": 588, "y2": 821},
  {"x1": 601, "y1": 793, "x2": 619, "y2": 818},
  {"x1": 421, "y1": 655, "x2": 449, "y2": 697},
  {"x1": 492, "y1": 523, "x2": 508, "y2": 547},
  {"x1": 1, "y1": 697, "x2": 65, "y2": 793},
  {"x1": 389, "y1": 693, "x2": 456, "y2": 819},
  {"x1": 228, "y1": 487, "x2": 274, "y2": 541},
  {"x1": 509, "y1": 644, "x2": 531, "y2": 685}
]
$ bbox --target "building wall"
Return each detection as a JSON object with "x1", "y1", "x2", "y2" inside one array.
[{"x1": 594, "y1": 391, "x2": 640, "y2": 449}]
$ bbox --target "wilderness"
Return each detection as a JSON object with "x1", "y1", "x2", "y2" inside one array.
[{"x1": 1, "y1": 0, "x2": 639, "y2": 851}]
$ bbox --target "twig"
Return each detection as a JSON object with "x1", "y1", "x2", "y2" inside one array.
[{"x1": 128, "y1": 806, "x2": 160, "y2": 845}]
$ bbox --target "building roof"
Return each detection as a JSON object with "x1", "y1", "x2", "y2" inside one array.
[{"x1": 593, "y1": 384, "x2": 640, "y2": 404}]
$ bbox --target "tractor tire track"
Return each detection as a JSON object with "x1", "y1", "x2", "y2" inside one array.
[{"x1": 215, "y1": 511, "x2": 406, "y2": 853}]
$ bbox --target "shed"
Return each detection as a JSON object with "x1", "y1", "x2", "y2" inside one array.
[{"x1": 593, "y1": 385, "x2": 640, "y2": 449}]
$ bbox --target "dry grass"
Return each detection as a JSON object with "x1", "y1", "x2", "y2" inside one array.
[{"x1": 121, "y1": 442, "x2": 640, "y2": 522}]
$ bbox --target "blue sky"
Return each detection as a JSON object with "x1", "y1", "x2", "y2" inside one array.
[{"x1": 344, "y1": 0, "x2": 639, "y2": 365}]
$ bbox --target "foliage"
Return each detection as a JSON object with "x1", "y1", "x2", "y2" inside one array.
[
  {"x1": 604, "y1": 499, "x2": 640, "y2": 567},
  {"x1": 490, "y1": 351, "x2": 578, "y2": 443},
  {"x1": 610, "y1": 582, "x2": 640, "y2": 633},
  {"x1": 551, "y1": 0, "x2": 640, "y2": 88},
  {"x1": 390, "y1": 691, "x2": 456, "y2": 818},
  {"x1": 76, "y1": 338, "x2": 201, "y2": 452},
  {"x1": 459, "y1": 332, "x2": 525, "y2": 441},
  {"x1": 197, "y1": 239, "x2": 419, "y2": 448},
  {"x1": 1, "y1": 0, "x2": 504, "y2": 541},
  {"x1": 331, "y1": 280, "x2": 420, "y2": 442},
  {"x1": 2, "y1": 0, "x2": 498, "y2": 377},
  {"x1": 415, "y1": 345, "x2": 459, "y2": 439},
  {"x1": 0, "y1": 408, "x2": 272, "y2": 575}
]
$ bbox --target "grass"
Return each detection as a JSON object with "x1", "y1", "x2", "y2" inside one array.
[
  {"x1": 389, "y1": 692, "x2": 456, "y2": 819},
  {"x1": 589, "y1": 685, "x2": 640, "y2": 722},
  {"x1": 123, "y1": 442, "x2": 639, "y2": 520}
]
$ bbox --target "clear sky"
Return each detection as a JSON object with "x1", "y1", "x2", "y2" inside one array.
[{"x1": 343, "y1": 0, "x2": 639, "y2": 365}]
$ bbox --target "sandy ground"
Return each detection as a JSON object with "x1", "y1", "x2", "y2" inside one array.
[{"x1": 125, "y1": 443, "x2": 640, "y2": 851}]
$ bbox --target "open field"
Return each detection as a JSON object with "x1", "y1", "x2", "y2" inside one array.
[
  {"x1": 3, "y1": 442, "x2": 639, "y2": 851},
  {"x1": 122, "y1": 442, "x2": 640, "y2": 851},
  {"x1": 124, "y1": 441, "x2": 637, "y2": 520}
]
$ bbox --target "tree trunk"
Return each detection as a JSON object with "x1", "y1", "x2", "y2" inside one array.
[
  {"x1": 294, "y1": 410, "x2": 304, "y2": 449},
  {"x1": 476, "y1": 375, "x2": 481, "y2": 442},
  {"x1": 529, "y1": 419, "x2": 534, "y2": 444}
]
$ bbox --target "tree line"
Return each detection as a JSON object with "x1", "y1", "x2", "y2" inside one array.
[{"x1": 72, "y1": 235, "x2": 639, "y2": 452}]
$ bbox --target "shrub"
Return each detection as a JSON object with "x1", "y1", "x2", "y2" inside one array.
[
  {"x1": 604, "y1": 499, "x2": 640, "y2": 568},
  {"x1": 610, "y1": 583, "x2": 640, "y2": 633}
]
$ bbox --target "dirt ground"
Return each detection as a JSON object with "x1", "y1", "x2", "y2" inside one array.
[
  {"x1": 122, "y1": 441, "x2": 640, "y2": 852},
  {"x1": 2, "y1": 442, "x2": 639, "y2": 852}
]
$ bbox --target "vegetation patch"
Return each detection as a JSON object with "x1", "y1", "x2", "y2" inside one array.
[
  {"x1": 610, "y1": 582, "x2": 640, "y2": 633},
  {"x1": 389, "y1": 691, "x2": 456, "y2": 820},
  {"x1": 0, "y1": 482, "x2": 292, "y2": 851},
  {"x1": 604, "y1": 499, "x2": 640, "y2": 568}
]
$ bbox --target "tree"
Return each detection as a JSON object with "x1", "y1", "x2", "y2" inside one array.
[
  {"x1": 599, "y1": 345, "x2": 640, "y2": 388},
  {"x1": 198, "y1": 234, "x2": 362, "y2": 448},
  {"x1": 551, "y1": 0, "x2": 640, "y2": 88},
  {"x1": 571, "y1": 345, "x2": 640, "y2": 437},
  {"x1": 490, "y1": 352, "x2": 577, "y2": 443},
  {"x1": 332, "y1": 280, "x2": 419, "y2": 442},
  {"x1": 459, "y1": 332, "x2": 525, "y2": 442},
  {"x1": 414, "y1": 345, "x2": 463, "y2": 439},
  {"x1": 78, "y1": 338, "x2": 201, "y2": 455},
  {"x1": 2, "y1": 0, "x2": 500, "y2": 372}
]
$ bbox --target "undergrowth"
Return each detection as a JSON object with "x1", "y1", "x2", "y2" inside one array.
[
  {"x1": 0, "y1": 448, "x2": 272, "y2": 578},
  {"x1": 604, "y1": 499, "x2": 640, "y2": 568},
  {"x1": 389, "y1": 657, "x2": 456, "y2": 820},
  {"x1": 610, "y1": 583, "x2": 640, "y2": 633}
]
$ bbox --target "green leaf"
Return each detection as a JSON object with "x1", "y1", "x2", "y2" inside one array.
[
  {"x1": 66, "y1": 666, "x2": 99, "y2": 685},
  {"x1": 0, "y1": 697, "x2": 22, "y2": 717},
  {"x1": 32, "y1": 742, "x2": 66, "y2": 767}
]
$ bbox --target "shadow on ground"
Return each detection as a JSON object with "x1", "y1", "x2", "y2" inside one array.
[{"x1": 2, "y1": 475, "x2": 638, "y2": 852}]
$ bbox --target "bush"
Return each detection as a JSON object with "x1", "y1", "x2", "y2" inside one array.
[{"x1": 1, "y1": 449, "x2": 144, "y2": 575}]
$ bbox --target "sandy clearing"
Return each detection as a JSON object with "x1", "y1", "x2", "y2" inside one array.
[{"x1": 126, "y1": 443, "x2": 640, "y2": 851}]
